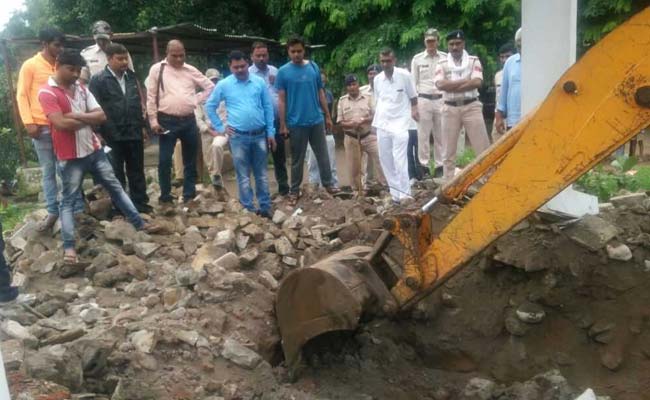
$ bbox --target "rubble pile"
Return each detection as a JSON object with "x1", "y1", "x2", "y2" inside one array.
[
  {"x1": 1, "y1": 184, "x2": 386, "y2": 400},
  {"x1": 2, "y1": 182, "x2": 650, "y2": 399}
]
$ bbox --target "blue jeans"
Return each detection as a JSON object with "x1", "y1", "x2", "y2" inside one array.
[
  {"x1": 307, "y1": 134, "x2": 338, "y2": 186},
  {"x1": 229, "y1": 131, "x2": 272, "y2": 213},
  {"x1": 57, "y1": 150, "x2": 144, "y2": 250},
  {"x1": 32, "y1": 126, "x2": 84, "y2": 215},
  {"x1": 157, "y1": 113, "x2": 198, "y2": 202}
]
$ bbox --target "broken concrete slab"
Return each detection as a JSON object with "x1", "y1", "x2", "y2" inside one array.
[
  {"x1": 565, "y1": 215, "x2": 619, "y2": 251},
  {"x1": 610, "y1": 193, "x2": 648, "y2": 208}
]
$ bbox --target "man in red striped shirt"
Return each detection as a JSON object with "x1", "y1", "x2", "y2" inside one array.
[{"x1": 38, "y1": 50, "x2": 159, "y2": 265}]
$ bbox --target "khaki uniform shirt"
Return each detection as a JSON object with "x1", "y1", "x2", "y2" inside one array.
[
  {"x1": 337, "y1": 92, "x2": 374, "y2": 135},
  {"x1": 81, "y1": 43, "x2": 134, "y2": 78},
  {"x1": 410, "y1": 50, "x2": 447, "y2": 95},
  {"x1": 360, "y1": 84, "x2": 374, "y2": 104},
  {"x1": 434, "y1": 55, "x2": 483, "y2": 102}
]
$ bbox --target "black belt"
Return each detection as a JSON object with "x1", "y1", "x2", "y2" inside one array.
[
  {"x1": 418, "y1": 93, "x2": 443, "y2": 100},
  {"x1": 444, "y1": 98, "x2": 477, "y2": 107},
  {"x1": 344, "y1": 131, "x2": 372, "y2": 140},
  {"x1": 157, "y1": 112, "x2": 195, "y2": 120},
  {"x1": 234, "y1": 128, "x2": 265, "y2": 136}
]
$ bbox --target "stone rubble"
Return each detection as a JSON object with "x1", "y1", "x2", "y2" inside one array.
[{"x1": 2, "y1": 178, "x2": 650, "y2": 399}]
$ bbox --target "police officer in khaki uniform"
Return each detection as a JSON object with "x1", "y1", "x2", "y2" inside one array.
[
  {"x1": 338, "y1": 74, "x2": 386, "y2": 192},
  {"x1": 360, "y1": 64, "x2": 381, "y2": 99},
  {"x1": 411, "y1": 28, "x2": 447, "y2": 177},
  {"x1": 434, "y1": 30, "x2": 490, "y2": 180},
  {"x1": 80, "y1": 21, "x2": 134, "y2": 83}
]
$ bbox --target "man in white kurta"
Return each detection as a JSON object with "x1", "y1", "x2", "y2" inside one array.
[{"x1": 372, "y1": 48, "x2": 419, "y2": 203}]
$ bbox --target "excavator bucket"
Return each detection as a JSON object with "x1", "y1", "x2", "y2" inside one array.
[{"x1": 276, "y1": 245, "x2": 381, "y2": 369}]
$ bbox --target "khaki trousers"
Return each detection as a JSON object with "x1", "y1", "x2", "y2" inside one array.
[
  {"x1": 441, "y1": 100, "x2": 490, "y2": 180},
  {"x1": 200, "y1": 134, "x2": 228, "y2": 177},
  {"x1": 174, "y1": 132, "x2": 229, "y2": 179},
  {"x1": 344, "y1": 133, "x2": 386, "y2": 190},
  {"x1": 416, "y1": 97, "x2": 444, "y2": 167}
]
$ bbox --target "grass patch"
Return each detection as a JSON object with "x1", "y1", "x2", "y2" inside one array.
[
  {"x1": 1, "y1": 202, "x2": 38, "y2": 232},
  {"x1": 575, "y1": 156, "x2": 650, "y2": 201},
  {"x1": 457, "y1": 148, "x2": 476, "y2": 168}
]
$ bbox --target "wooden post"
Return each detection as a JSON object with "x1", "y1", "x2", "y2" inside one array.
[
  {"x1": 151, "y1": 30, "x2": 160, "y2": 63},
  {"x1": 1, "y1": 39, "x2": 27, "y2": 167}
]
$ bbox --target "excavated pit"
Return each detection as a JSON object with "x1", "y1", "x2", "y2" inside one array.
[{"x1": 2, "y1": 180, "x2": 650, "y2": 399}]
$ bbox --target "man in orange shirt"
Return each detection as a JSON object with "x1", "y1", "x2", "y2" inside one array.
[{"x1": 17, "y1": 27, "x2": 84, "y2": 231}]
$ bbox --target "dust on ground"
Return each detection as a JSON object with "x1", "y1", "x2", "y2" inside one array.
[{"x1": 2, "y1": 176, "x2": 650, "y2": 400}]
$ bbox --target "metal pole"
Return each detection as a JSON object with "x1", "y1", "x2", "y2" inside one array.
[{"x1": 1, "y1": 39, "x2": 27, "y2": 167}]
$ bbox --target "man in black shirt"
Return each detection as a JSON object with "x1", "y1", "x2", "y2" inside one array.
[{"x1": 89, "y1": 43, "x2": 152, "y2": 213}]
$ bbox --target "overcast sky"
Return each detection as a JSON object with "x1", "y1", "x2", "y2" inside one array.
[{"x1": 1, "y1": 0, "x2": 25, "y2": 29}]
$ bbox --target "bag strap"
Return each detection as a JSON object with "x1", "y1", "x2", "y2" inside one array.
[{"x1": 155, "y1": 63, "x2": 166, "y2": 109}]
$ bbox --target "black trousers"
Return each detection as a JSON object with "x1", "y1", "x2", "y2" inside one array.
[
  {"x1": 107, "y1": 139, "x2": 150, "y2": 207},
  {"x1": 407, "y1": 129, "x2": 422, "y2": 180},
  {"x1": 271, "y1": 122, "x2": 289, "y2": 195},
  {"x1": 0, "y1": 222, "x2": 11, "y2": 290}
]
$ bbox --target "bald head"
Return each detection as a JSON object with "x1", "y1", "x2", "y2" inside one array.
[{"x1": 166, "y1": 39, "x2": 186, "y2": 68}]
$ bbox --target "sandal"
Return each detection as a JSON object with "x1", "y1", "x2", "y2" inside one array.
[
  {"x1": 60, "y1": 252, "x2": 90, "y2": 278},
  {"x1": 142, "y1": 222, "x2": 164, "y2": 234},
  {"x1": 325, "y1": 186, "x2": 341, "y2": 195},
  {"x1": 287, "y1": 192, "x2": 300, "y2": 207}
]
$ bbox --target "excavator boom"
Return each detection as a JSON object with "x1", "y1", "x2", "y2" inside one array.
[{"x1": 276, "y1": 7, "x2": 650, "y2": 370}]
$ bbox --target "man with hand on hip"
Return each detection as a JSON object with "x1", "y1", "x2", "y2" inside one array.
[{"x1": 205, "y1": 51, "x2": 276, "y2": 218}]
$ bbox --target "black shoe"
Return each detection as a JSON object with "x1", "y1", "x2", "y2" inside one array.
[
  {"x1": 257, "y1": 209, "x2": 273, "y2": 219},
  {"x1": 433, "y1": 166, "x2": 444, "y2": 178},
  {"x1": 171, "y1": 179, "x2": 184, "y2": 188},
  {"x1": 0, "y1": 286, "x2": 19, "y2": 303},
  {"x1": 212, "y1": 175, "x2": 224, "y2": 189},
  {"x1": 159, "y1": 194, "x2": 177, "y2": 205},
  {"x1": 183, "y1": 195, "x2": 198, "y2": 204},
  {"x1": 136, "y1": 204, "x2": 154, "y2": 214}
]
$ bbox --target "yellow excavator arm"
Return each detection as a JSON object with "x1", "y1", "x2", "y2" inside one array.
[{"x1": 276, "y1": 7, "x2": 650, "y2": 370}]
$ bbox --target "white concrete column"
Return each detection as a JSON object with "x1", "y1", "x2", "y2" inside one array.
[
  {"x1": 521, "y1": 0, "x2": 577, "y2": 113},
  {"x1": 522, "y1": 0, "x2": 599, "y2": 216}
]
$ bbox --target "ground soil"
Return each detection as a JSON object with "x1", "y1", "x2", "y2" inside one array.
[{"x1": 4, "y1": 164, "x2": 650, "y2": 400}]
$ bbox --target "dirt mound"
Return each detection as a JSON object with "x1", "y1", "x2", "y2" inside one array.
[{"x1": 2, "y1": 182, "x2": 650, "y2": 399}]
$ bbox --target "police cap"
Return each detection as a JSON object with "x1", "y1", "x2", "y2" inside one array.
[{"x1": 446, "y1": 30, "x2": 465, "y2": 41}]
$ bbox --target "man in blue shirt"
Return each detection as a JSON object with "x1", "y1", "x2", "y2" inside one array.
[
  {"x1": 495, "y1": 28, "x2": 522, "y2": 134},
  {"x1": 249, "y1": 41, "x2": 289, "y2": 196},
  {"x1": 307, "y1": 70, "x2": 339, "y2": 188},
  {"x1": 205, "y1": 50, "x2": 276, "y2": 218},
  {"x1": 276, "y1": 35, "x2": 339, "y2": 206}
]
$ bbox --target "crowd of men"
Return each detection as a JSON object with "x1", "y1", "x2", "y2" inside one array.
[{"x1": 0, "y1": 20, "x2": 523, "y2": 302}]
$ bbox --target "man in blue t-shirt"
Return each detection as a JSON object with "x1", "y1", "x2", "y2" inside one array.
[{"x1": 276, "y1": 35, "x2": 339, "y2": 206}]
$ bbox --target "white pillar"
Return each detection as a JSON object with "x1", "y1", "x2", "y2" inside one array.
[
  {"x1": 521, "y1": 0, "x2": 578, "y2": 113},
  {"x1": 522, "y1": 0, "x2": 599, "y2": 216}
]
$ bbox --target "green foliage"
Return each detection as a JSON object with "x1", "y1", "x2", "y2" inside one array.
[
  {"x1": 2, "y1": 0, "x2": 277, "y2": 39},
  {"x1": 0, "y1": 202, "x2": 37, "y2": 232},
  {"x1": 456, "y1": 147, "x2": 476, "y2": 168},
  {"x1": 266, "y1": 0, "x2": 521, "y2": 92},
  {"x1": 0, "y1": 128, "x2": 20, "y2": 183},
  {"x1": 575, "y1": 157, "x2": 650, "y2": 202}
]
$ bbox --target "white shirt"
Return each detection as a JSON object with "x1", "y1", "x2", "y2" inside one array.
[
  {"x1": 81, "y1": 43, "x2": 134, "y2": 78},
  {"x1": 371, "y1": 67, "x2": 416, "y2": 135},
  {"x1": 108, "y1": 67, "x2": 126, "y2": 94}
]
